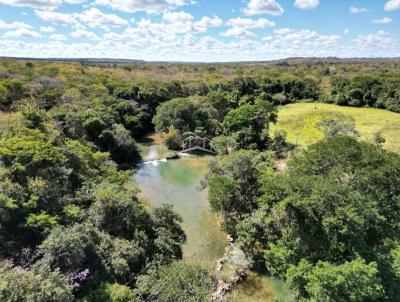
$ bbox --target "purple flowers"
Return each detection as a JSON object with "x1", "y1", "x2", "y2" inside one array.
[{"x1": 69, "y1": 269, "x2": 90, "y2": 288}]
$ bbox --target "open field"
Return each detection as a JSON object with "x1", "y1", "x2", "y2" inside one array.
[{"x1": 272, "y1": 103, "x2": 400, "y2": 153}]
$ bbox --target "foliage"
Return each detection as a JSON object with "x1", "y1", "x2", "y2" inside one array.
[
  {"x1": 210, "y1": 135, "x2": 237, "y2": 155},
  {"x1": 272, "y1": 103, "x2": 400, "y2": 153},
  {"x1": 0, "y1": 262, "x2": 74, "y2": 302},
  {"x1": 1, "y1": 58, "x2": 400, "y2": 301},
  {"x1": 222, "y1": 100, "x2": 277, "y2": 150},
  {"x1": 207, "y1": 150, "x2": 272, "y2": 234},
  {"x1": 136, "y1": 261, "x2": 215, "y2": 302},
  {"x1": 152, "y1": 97, "x2": 214, "y2": 134},
  {"x1": 81, "y1": 283, "x2": 137, "y2": 302},
  {"x1": 286, "y1": 259, "x2": 383, "y2": 302},
  {"x1": 164, "y1": 129, "x2": 183, "y2": 151},
  {"x1": 316, "y1": 117, "x2": 360, "y2": 139},
  {"x1": 234, "y1": 137, "x2": 400, "y2": 300}
]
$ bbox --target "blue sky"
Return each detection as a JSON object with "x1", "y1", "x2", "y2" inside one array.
[{"x1": 0, "y1": 0, "x2": 399, "y2": 61}]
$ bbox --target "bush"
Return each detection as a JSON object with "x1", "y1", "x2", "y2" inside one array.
[
  {"x1": 136, "y1": 262, "x2": 215, "y2": 302},
  {"x1": 164, "y1": 130, "x2": 183, "y2": 151},
  {"x1": 0, "y1": 262, "x2": 74, "y2": 302},
  {"x1": 81, "y1": 283, "x2": 137, "y2": 302}
]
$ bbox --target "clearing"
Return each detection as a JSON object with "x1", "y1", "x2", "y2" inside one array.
[{"x1": 272, "y1": 103, "x2": 400, "y2": 154}]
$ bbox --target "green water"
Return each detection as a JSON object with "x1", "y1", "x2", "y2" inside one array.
[
  {"x1": 135, "y1": 145, "x2": 227, "y2": 267},
  {"x1": 135, "y1": 145, "x2": 291, "y2": 301}
]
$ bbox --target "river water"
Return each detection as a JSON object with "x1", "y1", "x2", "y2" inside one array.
[
  {"x1": 135, "y1": 145, "x2": 227, "y2": 268},
  {"x1": 135, "y1": 144, "x2": 291, "y2": 301}
]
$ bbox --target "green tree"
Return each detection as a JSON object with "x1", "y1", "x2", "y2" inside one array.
[
  {"x1": 136, "y1": 261, "x2": 215, "y2": 302},
  {"x1": 286, "y1": 259, "x2": 383, "y2": 302},
  {"x1": 223, "y1": 100, "x2": 277, "y2": 150},
  {"x1": 152, "y1": 97, "x2": 214, "y2": 134},
  {"x1": 0, "y1": 262, "x2": 74, "y2": 302}
]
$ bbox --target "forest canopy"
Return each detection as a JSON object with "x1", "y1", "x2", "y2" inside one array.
[{"x1": 0, "y1": 58, "x2": 399, "y2": 301}]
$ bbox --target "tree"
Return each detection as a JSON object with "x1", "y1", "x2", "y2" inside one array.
[
  {"x1": 152, "y1": 97, "x2": 214, "y2": 134},
  {"x1": 236, "y1": 137, "x2": 400, "y2": 301},
  {"x1": 208, "y1": 150, "x2": 272, "y2": 234},
  {"x1": 136, "y1": 261, "x2": 215, "y2": 302},
  {"x1": 82, "y1": 283, "x2": 137, "y2": 302},
  {"x1": 210, "y1": 135, "x2": 236, "y2": 155},
  {"x1": 286, "y1": 259, "x2": 383, "y2": 302},
  {"x1": 222, "y1": 100, "x2": 277, "y2": 150},
  {"x1": 316, "y1": 117, "x2": 360, "y2": 139},
  {"x1": 0, "y1": 262, "x2": 74, "y2": 302}
]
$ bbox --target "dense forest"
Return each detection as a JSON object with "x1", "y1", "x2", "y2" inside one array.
[{"x1": 0, "y1": 58, "x2": 399, "y2": 301}]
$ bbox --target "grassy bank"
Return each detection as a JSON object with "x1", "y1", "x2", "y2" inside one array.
[{"x1": 272, "y1": 103, "x2": 400, "y2": 153}]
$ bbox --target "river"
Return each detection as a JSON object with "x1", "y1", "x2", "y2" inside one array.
[{"x1": 135, "y1": 142, "x2": 291, "y2": 301}]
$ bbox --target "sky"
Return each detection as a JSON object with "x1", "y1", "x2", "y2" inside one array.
[{"x1": 0, "y1": 0, "x2": 399, "y2": 62}]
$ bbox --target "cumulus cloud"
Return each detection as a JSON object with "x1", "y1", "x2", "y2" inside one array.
[
  {"x1": 244, "y1": 0, "x2": 284, "y2": 16},
  {"x1": 64, "y1": 0, "x2": 86, "y2": 3},
  {"x1": 222, "y1": 27, "x2": 255, "y2": 37},
  {"x1": 0, "y1": 19, "x2": 32, "y2": 30},
  {"x1": 163, "y1": 11, "x2": 193, "y2": 23},
  {"x1": 294, "y1": 0, "x2": 319, "y2": 10},
  {"x1": 35, "y1": 7, "x2": 129, "y2": 29},
  {"x1": 355, "y1": 30, "x2": 398, "y2": 54},
  {"x1": 194, "y1": 16, "x2": 223, "y2": 32},
  {"x1": 35, "y1": 10, "x2": 80, "y2": 26},
  {"x1": 226, "y1": 17, "x2": 275, "y2": 28},
  {"x1": 4, "y1": 27, "x2": 41, "y2": 38},
  {"x1": 40, "y1": 25, "x2": 55, "y2": 32},
  {"x1": 372, "y1": 17, "x2": 393, "y2": 24},
  {"x1": 0, "y1": 0, "x2": 62, "y2": 9},
  {"x1": 50, "y1": 33, "x2": 67, "y2": 40},
  {"x1": 385, "y1": 0, "x2": 400, "y2": 11},
  {"x1": 349, "y1": 6, "x2": 367, "y2": 14},
  {"x1": 95, "y1": 0, "x2": 192, "y2": 13},
  {"x1": 78, "y1": 8, "x2": 128, "y2": 28},
  {"x1": 70, "y1": 29, "x2": 99, "y2": 40}
]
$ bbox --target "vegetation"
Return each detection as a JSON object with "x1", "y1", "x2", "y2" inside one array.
[
  {"x1": 1, "y1": 58, "x2": 400, "y2": 301},
  {"x1": 209, "y1": 136, "x2": 400, "y2": 301},
  {"x1": 272, "y1": 103, "x2": 400, "y2": 153}
]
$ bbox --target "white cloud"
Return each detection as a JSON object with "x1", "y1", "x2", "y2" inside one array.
[
  {"x1": 372, "y1": 17, "x2": 393, "y2": 24},
  {"x1": 344, "y1": 29, "x2": 350, "y2": 35},
  {"x1": 78, "y1": 8, "x2": 128, "y2": 28},
  {"x1": 0, "y1": 26, "x2": 397, "y2": 62},
  {"x1": 349, "y1": 6, "x2": 367, "y2": 14},
  {"x1": 354, "y1": 30, "x2": 398, "y2": 55},
  {"x1": 273, "y1": 28, "x2": 293, "y2": 35},
  {"x1": 40, "y1": 25, "x2": 55, "y2": 32},
  {"x1": 50, "y1": 33, "x2": 66, "y2": 40},
  {"x1": 385, "y1": 0, "x2": 400, "y2": 11},
  {"x1": 194, "y1": 16, "x2": 223, "y2": 32},
  {"x1": 0, "y1": 19, "x2": 32, "y2": 30},
  {"x1": 64, "y1": 0, "x2": 86, "y2": 3},
  {"x1": 95, "y1": 0, "x2": 192, "y2": 13},
  {"x1": 244, "y1": 0, "x2": 284, "y2": 16},
  {"x1": 226, "y1": 17, "x2": 275, "y2": 28},
  {"x1": 4, "y1": 27, "x2": 41, "y2": 38},
  {"x1": 163, "y1": 11, "x2": 193, "y2": 23},
  {"x1": 70, "y1": 29, "x2": 99, "y2": 40},
  {"x1": 36, "y1": 8, "x2": 128, "y2": 29},
  {"x1": 294, "y1": 0, "x2": 319, "y2": 10},
  {"x1": 35, "y1": 10, "x2": 80, "y2": 27},
  {"x1": 0, "y1": 0, "x2": 62, "y2": 9},
  {"x1": 222, "y1": 27, "x2": 255, "y2": 37}
]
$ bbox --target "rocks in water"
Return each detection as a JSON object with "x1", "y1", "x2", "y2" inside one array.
[
  {"x1": 211, "y1": 244, "x2": 252, "y2": 302},
  {"x1": 211, "y1": 268, "x2": 247, "y2": 302},
  {"x1": 166, "y1": 152, "x2": 180, "y2": 160}
]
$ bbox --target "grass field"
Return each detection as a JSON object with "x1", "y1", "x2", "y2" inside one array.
[{"x1": 272, "y1": 103, "x2": 400, "y2": 154}]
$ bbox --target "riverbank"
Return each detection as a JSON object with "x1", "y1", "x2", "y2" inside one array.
[{"x1": 135, "y1": 133, "x2": 291, "y2": 301}]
